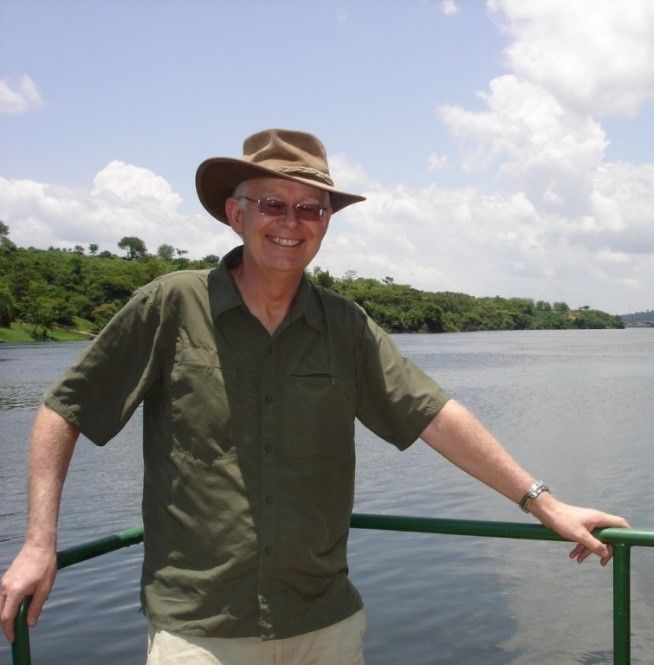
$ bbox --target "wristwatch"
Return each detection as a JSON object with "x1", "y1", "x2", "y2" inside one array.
[{"x1": 519, "y1": 480, "x2": 550, "y2": 513}]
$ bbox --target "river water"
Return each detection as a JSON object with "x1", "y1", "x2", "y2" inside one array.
[{"x1": 1, "y1": 329, "x2": 653, "y2": 664}]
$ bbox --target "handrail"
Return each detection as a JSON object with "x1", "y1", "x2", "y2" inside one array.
[{"x1": 11, "y1": 515, "x2": 654, "y2": 665}]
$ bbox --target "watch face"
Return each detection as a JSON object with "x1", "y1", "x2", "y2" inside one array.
[{"x1": 519, "y1": 481, "x2": 548, "y2": 512}]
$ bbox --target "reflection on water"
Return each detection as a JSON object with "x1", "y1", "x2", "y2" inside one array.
[
  {"x1": 0, "y1": 384, "x2": 46, "y2": 410},
  {"x1": 1, "y1": 331, "x2": 653, "y2": 664}
]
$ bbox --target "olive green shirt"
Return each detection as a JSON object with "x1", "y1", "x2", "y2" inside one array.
[{"x1": 45, "y1": 246, "x2": 450, "y2": 639}]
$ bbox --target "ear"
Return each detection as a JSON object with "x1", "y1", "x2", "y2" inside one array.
[{"x1": 225, "y1": 197, "x2": 243, "y2": 236}]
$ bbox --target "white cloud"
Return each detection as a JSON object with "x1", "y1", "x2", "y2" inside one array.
[
  {"x1": 0, "y1": 163, "x2": 236, "y2": 259},
  {"x1": 0, "y1": 75, "x2": 43, "y2": 115},
  {"x1": 441, "y1": 1, "x2": 459, "y2": 17},
  {"x1": 489, "y1": 0, "x2": 654, "y2": 118},
  {"x1": 587, "y1": 162, "x2": 654, "y2": 253},
  {"x1": 93, "y1": 161, "x2": 182, "y2": 209},
  {"x1": 439, "y1": 75, "x2": 608, "y2": 213},
  {"x1": 329, "y1": 154, "x2": 381, "y2": 193},
  {"x1": 409, "y1": 1, "x2": 654, "y2": 312},
  {"x1": 316, "y1": 146, "x2": 654, "y2": 313}
]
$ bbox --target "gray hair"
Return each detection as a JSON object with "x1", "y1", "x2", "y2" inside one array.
[{"x1": 232, "y1": 181, "x2": 251, "y2": 211}]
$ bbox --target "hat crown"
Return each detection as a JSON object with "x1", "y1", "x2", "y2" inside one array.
[
  {"x1": 195, "y1": 127, "x2": 365, "y2": 224},
  {"x1": 243, "y1": 129, "x2": 333, "y2": 187}
]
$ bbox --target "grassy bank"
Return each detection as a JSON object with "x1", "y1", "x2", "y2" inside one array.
[{"x1": 0, "y1": 322, "x2": 92, "y2": 343}]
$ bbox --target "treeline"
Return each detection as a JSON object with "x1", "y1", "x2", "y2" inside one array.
[
  {"x1": 310, "y1": 268, "x2": 624, "y2": 333},
  {"x1": 0, "y1": 223, "x2": 218, "y2": 339},
  {"x1": 0, "y1": 223, "x2": 623, "y2": 340}
]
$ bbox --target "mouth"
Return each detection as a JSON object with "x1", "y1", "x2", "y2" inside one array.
[{"x1": 267, "y1": 235, "x2": 303, "y2": 247}]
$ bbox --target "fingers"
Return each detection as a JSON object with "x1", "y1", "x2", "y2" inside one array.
[
  {"x1": 568, "y1": 515, "x2": 625, "y2": 566},
  {"x1": 1, "y1": 583, "x2": 48, "y2": 643},
  {"x1": 0, "y1": 545, "x2": 57, "y2": 642},
  {"x1": 27, "y1": 583, "x2": 48, "y2": 628},
  {"x1": 0, "y1": 579, "x2": 52, "y2": 643},
  {"x1": 601, "y1": 545, "x2": 614, "y2": 567},
  {"x1": 592, "y1": 512, "x2": 631, "y2": 529},
  {"x1": 0, "y1": 590, "x2": 18, "y2": 643},
  {"x1": 569, "y1": 543, "x2": 600, "y2": 565},
  {"x1": 569, "y1": 542, "x2": 613, "y2": 567}
]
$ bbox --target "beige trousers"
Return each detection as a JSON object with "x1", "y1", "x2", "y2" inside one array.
[{"x1": 146, "y1": 610, "x2": 367, "y2": 665}]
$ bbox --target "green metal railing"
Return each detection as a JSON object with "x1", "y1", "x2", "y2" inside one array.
[{"x1": 12, "y1": 515, "x2": 654, "y2": 665}]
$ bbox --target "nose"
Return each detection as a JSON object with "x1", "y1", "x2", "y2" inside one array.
[{"x1": 278, "y1": 207, "x2": 300, "y2": 226}]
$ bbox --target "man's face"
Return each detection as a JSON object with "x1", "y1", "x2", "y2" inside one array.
[{"x1": 226, "y1": 177, "x2": 331, "y2": 279}]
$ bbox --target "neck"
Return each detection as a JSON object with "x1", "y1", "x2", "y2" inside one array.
[{"x1": 230, "y1": 260, "x2": 303, "y2": 335}]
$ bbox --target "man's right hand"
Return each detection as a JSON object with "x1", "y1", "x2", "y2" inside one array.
[
  {"x1": 1, "y1": 405, "x2": 79, "y2": 642},
  {"x1": 0, "y1": 544, "x2": 58, "y2": 642}
]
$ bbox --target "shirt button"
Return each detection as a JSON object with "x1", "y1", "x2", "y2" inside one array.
[
  {"x1": 264, "y1": 444, "x2": 272, "y2": 453},
  {"x1": 264, "y1": 495, "x2": 273, "y2": 504},
  {"x1": 264, "y1": 545, "x2": 272, "y2": 555},
  {"x1": 264, "y1": 394, "x2": 272, "y2": 403}
]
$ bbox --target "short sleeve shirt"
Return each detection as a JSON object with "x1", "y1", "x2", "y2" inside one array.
[{"x1": 45, "y1": 246, "x2": 450, "y2": 639}]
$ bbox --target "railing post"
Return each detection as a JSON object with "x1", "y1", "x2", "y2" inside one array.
[
  {"x1": 11, "y1": 597, "x2": 31, "y2": 665},
  {"x1": 612, "y1": 542, "x2": 631, "y2": 665}
]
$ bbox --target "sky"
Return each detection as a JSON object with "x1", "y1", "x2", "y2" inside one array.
[{"x1": 1, "y1": 0, "x2": 653, "y2": 315}]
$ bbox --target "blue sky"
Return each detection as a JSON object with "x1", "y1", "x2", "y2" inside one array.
[{"x1": 2, "y1": 0, "x2": 653, "y2": 314}]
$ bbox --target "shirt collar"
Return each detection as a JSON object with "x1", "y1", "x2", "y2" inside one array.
[
  {"x1": 208, "y1": 246, "x2": 245, "y2": 318},
  {"x1": 208, "y1": 245, "x2": 324, "y2": 333}
]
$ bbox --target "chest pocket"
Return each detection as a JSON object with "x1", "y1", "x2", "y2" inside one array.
[
  {"x1": 283, "y1": 365, "x2": 356, "y2": 460},
  {"x1": 169, "y1": 345, "x2": 256, "y2": 464}
]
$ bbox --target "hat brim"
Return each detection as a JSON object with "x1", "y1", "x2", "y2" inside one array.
[{"x1": 196, "y1": 157, "x2": 366, "y2": 224}]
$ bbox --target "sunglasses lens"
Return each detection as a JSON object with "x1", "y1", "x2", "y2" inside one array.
[
  {"x1": 255, "y1": 198, "x2": 324, "y2": 221},
  {"x1": 259, "y1": 199, "x2": 289, "y2": 217},
  {"x1": 295, "y1": 204, "x2": 323, "y2": 221}
]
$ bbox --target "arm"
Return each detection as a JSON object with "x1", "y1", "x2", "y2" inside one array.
[
  {"x1": 0, "y1": 405, "x2": 79, "y2": 642},
  {"x1": 420, "y1": 399, "x2": 629, "y2": 564}
]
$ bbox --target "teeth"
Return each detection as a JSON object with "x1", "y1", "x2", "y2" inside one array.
[{"x1": 269, "y1": 236, "x2": 301, "y2": 247}]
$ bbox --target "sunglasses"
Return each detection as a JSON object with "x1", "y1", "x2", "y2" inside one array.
[{"x1": 237, "y1": 196, "x2": 328, "y2": 222}]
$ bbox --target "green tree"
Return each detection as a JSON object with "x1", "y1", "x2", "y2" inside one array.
[
  {"x1": 157, "y1": 244, "x2": 175, "y2": 261},
  {"x1": 311, "y1": 267, "x2": 335, "y2": 289},
  {"x1": 0, "y1": 280, "x2": 14, "y2": 327},
  {"x1": 0, "y1": 221, "x2": 17, "y2": 253},
  {"x1": 91, "y1": 302, "x2": 121, "y2": 329},
  {"x1": 118, "y1": 236, "x2": 148, "y2": 260}
]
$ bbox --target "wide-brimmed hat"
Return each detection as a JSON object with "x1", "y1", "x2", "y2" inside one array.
[{"x1": 196, "y1": 128, "x2": 366, "y2": 224}]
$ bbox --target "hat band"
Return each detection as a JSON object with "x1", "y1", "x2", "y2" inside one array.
[{"x1": 276, "y1": 165, "x2": 334, "y2": 187}]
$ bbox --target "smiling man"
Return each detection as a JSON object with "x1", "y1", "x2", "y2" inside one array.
[{"x1": 0, "y1": 129, "x2": 628, "y2": 665}]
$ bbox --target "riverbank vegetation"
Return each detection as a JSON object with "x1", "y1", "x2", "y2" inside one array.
[
  {"x1": 0, "y1": 223, "x2": 624, "y2": 342},
  {"x1": 311, "y1": 268, "x2": 624, "y2": 332}
]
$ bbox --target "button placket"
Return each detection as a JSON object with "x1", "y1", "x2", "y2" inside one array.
[{"x1": 257, "y1": 339, "x2": 279, "y2": 632}]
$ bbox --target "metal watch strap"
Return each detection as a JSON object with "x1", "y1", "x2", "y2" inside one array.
[{"x1": 518, "y1": 480, "x2": 550, "y2": 513}]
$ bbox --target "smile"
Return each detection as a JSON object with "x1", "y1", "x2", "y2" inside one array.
[{"x1": 267, "y1": 236, "x2": 303, "y2": 247}]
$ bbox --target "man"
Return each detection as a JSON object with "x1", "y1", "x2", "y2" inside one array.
[{"x1": 1, "y1": 129, "x2": 628, "y2": 664}]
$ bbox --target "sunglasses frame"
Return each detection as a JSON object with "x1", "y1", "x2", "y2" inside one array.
[{"x1": 236, "y1": 195, "x2": 329, "y2": 222}]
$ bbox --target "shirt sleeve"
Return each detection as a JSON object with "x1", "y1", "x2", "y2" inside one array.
[
  {"x1": 44, "y1": 280, "x2": 166, "y2": 445},
  {"x1": 355, "y1": 315, "x2": 450, "y2": 450}
]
